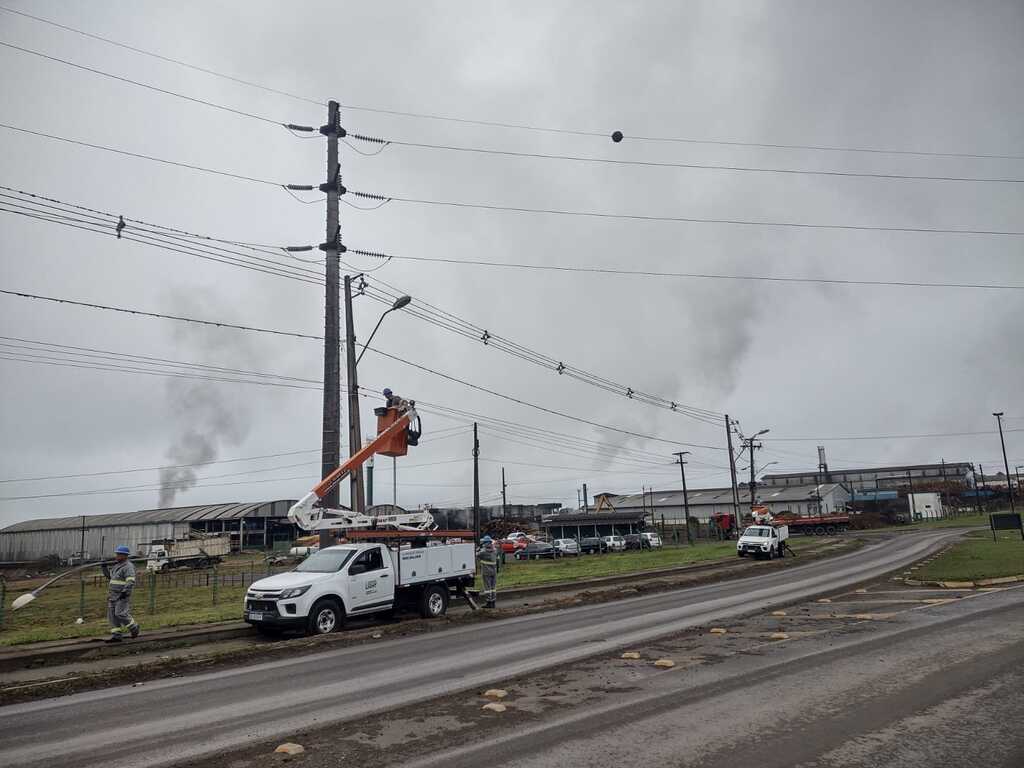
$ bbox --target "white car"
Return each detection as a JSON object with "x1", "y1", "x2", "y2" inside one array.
[
  {"x1": 737, "y1": 525, "x2": 789, "y2": 559},
  {"x1": 552, "y1": 538, "x2": 580, "y2": 557},
  {"x1": 602, "y1": 535, "x2": 626, "y2": 552}
]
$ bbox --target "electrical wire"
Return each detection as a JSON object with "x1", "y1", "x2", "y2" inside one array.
[
  {"x1": 0, "y1": 40, "x2": 299, "y2": 128},
  {"x1": 3, "y1": 4, "x2": 1021, "y2": 161},
  {"x1": 0, "y1": 122, "x2": 286, "y2": 186},
  {"x1": 361, "y1": 136, "x2": 1024, "y2": 184},
  {"x1": 348, "y1": 189, "x2": 1024, "y2": 238}
]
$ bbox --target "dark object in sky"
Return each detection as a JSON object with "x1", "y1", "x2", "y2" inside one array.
[{"x1": 611, "y1": 130, "x2": 623, "y2": 143}]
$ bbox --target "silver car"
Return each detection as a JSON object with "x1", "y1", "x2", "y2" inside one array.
[{"x1": 552, "y1": 538, "x2": 580, "y2": 557}]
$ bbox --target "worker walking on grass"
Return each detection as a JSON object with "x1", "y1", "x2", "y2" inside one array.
[
  {"x1": 103, "y1": 545, "x2": 140, "y2": 643},
  {"x1": 477, "y1": 535, "x2": 498, "y2": 609}
]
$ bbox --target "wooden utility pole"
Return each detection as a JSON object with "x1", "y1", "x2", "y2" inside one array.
[
  {"x1": 501, "y1": 467, "x2": 508, "y2": 519},
  {"x1": 343, "y1": 274, "x2": 365, "y2": 515},
  {"x1": 725, "y1": 415, "x2": 741, "y2": 533},
  {"x1": 673, "y1": 452, "x2": 692, "y2": 545},
  {"x1": 473, "y1": 423, "x2": 480, "y2": 540},
  {"x1": 319, "y1": 100, "x2": 342, "y2": 550}
]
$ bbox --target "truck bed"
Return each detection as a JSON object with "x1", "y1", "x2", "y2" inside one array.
[{"x1": 390, "y1": 543, "x2": 475, "y2": 587}]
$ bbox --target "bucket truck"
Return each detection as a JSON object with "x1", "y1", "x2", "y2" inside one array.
[{"x1": 245, "y1": 399, "x2": 477, "y2": 635}]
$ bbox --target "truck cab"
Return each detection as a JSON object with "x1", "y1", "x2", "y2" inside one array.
[
  {"x1": 736, "y1": 524, "x2": 788, "y2": 559},
  {"x1": 244, "y1": 542, "x2": 475, "y2": 635}
]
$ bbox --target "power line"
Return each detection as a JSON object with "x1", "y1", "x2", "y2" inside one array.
[
  {"x1": 0, "y1": 289, "x2": 324, "y2": 340},
  {"x1": 348, "y1": 249, "x2": 1024, "y2": 292},
  {"x1": 0, "y1": 40, "x2": 299, "y2": 127},
  {"x1": 766, "y1": 428, "x2": 1024, "y2": 442},
  {"x1": 363, "y1": 135, "x2": 1024, "y2": 184},
  {"x1": 0, "y1": 122, "x2": 285, "y2": 186},
  {"x1": 3, "y1": 4, "x2": 1018, "y2": 161},
  {"x1": 349, "y1": 189, "x2": 1024, "y2": 238}
]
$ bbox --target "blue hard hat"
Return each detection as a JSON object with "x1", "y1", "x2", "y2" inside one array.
[
  {"x1": 480, "y1": 535, "x2": 492, "y2": 543},
  {"x1": 115, "y1": 545, "x2": 131, "y2": 555},
  {"x1": 383, "y1": 388, "x2": 393, "y2": 396}
]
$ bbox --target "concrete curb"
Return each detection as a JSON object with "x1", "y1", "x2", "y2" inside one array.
[{"x1": 902, "y1": 574, "x2": 1024, "y2": 589}]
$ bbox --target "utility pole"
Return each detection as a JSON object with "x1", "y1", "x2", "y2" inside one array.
[
  {"x1": 501, "y1": 467, "x2": 508, "y2": 520},
  {"x1": 366, "y1": 450, "x2": 374, "y2": 507},
  {"x1": 725, "y1": 415, "x2": 741, "y2": 533},
  {"x1": 343, "y1": 274, "x2": 366, "y2": 515},
  {"x1": 473, "y1": 423, "x2": 480, "y2": 541},
  {"x1": 940, "y1": 458, "x2": 947, "y2": 516},
  {"x1": 582, "y1": 483, "x2": 589, "y2": 513},
  {"x1": 993, "y1": 412, "x2": 1015, "y2": 512},
  {"x1": 673, "y1": 452, "x2": 692, "y2": 545},
  {"x1": 975, "y1": 462, "x2": 983, "y2": 514},
  {"x1": 577, "y1": 487, "x2": 582, "y2": 511},
  {"x1": 745, "y1": 429, "x2": 769, "y2": 515},
  {"x1": 318, "y1": 100, "x2": 342, "y2": 550},
  {"x1": 907, "y1": 470, "x2": 916, "y2": 519}
]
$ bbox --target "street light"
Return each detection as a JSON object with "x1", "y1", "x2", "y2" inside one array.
[
  {"x1": 757, "y1": 461, "x2": 779, "y2": 476},
  {"x1": 993, "y1": 412, "x2": 1015, "y2": 513},
  {"x1": 356, "y1": 295, "x2": 412, "y2": 366}
]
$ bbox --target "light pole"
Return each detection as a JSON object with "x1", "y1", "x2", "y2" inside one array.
[
  {"x1": 993, "y1": 412, "x2": 1015, "y2": 512},
  {"x1": 355, "y1": 294, "x2": 412, "y2": 366},
  {"x1": 673, "y1": 451, "x2": 692, "y2": 545}
]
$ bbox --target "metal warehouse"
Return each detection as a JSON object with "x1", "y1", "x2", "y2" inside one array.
[
  {"x1": 0, "y1": 500, "x2": 297, "y2": 562},
  {"x1": 596, "y1": 483, "x2": 851, "y2": 524}
]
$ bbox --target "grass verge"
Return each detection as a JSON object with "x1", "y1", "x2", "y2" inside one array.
[{"x1": 913, "y1": 532, "x2": 1023, "y2": 582}]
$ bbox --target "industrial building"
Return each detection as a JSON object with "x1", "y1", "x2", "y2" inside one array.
[
  {"x1": 593, "y1": 483, "x2": 851, "y2": 524},
  {"x1": 540, "y1": 509, "x2": 648, "y2": 539},
  {"x1": 761, "y1": 462, "x2": 974, "y2": 492},
  {"x1": 0, "y1": 500, "x2": 298, "y2": 562}
]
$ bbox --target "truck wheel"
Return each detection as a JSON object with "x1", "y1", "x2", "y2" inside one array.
[
  {"x1": 419, "y1": 585, "x2": 449, "y2": 619},
  {"x1": 766, "y1": 547, "x2": 774, "y2": 560},
  {"x1": 737, "y1": 551, "x2": 745, "y2": 558},
  {"x1": 307, "y1": 598, "x2": 343, "y2": 635},
  {"x1": 825, "y1": 525, "x2": 837, "y2": 535}
]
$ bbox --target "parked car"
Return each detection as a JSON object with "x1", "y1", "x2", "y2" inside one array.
[
  {"x1": 514, "y1": 541, "x2": 559, "y2": 560},
  {"x1": 578, "y1": 537, "x2": 607, "y2": 554},
  {"x1": 624, "y1": 534, "x2": 650, "y2": 550},
  {"x1": 552, "y1": 538, "x2": 580, "y2": 557},
  {"x1": 641, "y1": 532, "x2": 663, "y2": 549},
  {"x1": 602, "y1": 535, "x2": 626, "y2": 552},
  {"x1": 499, "y1": 536, "x2": 529, "y2": 554}
]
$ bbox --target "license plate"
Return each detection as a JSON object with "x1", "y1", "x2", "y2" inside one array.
[{"x1": 248, "y1": 612, "x2": 264, "y2": 621}]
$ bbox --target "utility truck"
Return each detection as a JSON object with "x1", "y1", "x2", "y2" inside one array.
[
  {"x1": 145, "y1": 535, "x2": 230, "y2": 572},
  {"x1": 245, "y1": 396, "x2": 478, "y2": 635},
  {"x1": 736, "y1": 524, "x2": 789, "y2": 559}
]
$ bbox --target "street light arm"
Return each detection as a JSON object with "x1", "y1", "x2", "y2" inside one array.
[{"x1": 355, "y1": 310, "x2": 389, "y2": 366}]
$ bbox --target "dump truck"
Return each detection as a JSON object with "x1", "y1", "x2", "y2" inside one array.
[{"x1": 145, "y1": 535, "x2": 230, "y2": 572}]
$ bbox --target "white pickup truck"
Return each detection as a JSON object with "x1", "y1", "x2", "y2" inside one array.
[
  {"x1": 736, "y1": 524, "x2": 789, "y2": 559},
  {"x1": 244, "y1": 541, "x2": 476, "y2": 635}
]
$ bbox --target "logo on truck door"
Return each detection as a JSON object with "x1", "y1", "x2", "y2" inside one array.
[{"x1": 365, "y1": 579, "x2": 377, "y2": 594}]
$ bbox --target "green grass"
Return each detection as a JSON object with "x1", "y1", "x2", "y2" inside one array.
[
  {"x1": 914, "y1": 533, "x2": 1024, "y2": 582},
  {"x1": 899, "y1": 512, "x2": 992, "y2": 530},
  {"x1": 480, "y1": 540, "x2": 797, "y2": 590},
  {"x1": 0, "y1": 553, "x2": 283, "y2": 646}
]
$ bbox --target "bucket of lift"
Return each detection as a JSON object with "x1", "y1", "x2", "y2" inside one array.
[{"x1": 374, "y1": 407, "x2": 409, "y2": 457}]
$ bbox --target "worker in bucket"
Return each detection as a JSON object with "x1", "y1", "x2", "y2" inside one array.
[
  {"x1": 477, "y1": 535, "x2": 498, "y2": 609},
  {"x1": 102, "y1": 545, "x2": 140, "y2": 643}
]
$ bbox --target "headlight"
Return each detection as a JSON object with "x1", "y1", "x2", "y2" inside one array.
[{"x1": 279, "y1": 586, "x2": 311, "y2": 599}]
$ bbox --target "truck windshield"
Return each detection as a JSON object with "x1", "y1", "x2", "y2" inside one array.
[
  {"x1": 295, "y1": 549, "x2": 356, "y2": 573},
  {"x1": 743, "y1": 527, "x2": 770, "y2": 538}
]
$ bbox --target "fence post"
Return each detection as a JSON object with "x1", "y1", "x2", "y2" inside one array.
[
  {"x1": 212, "y1": 566, "x2": 219, "y2": 606},
  {"x1": 148, "y1": 571, "x2": 156, "y2": 614},
  {"x1": 79, "y1": 572, "x2": 86, "y2": 619},
  {"x1": 0, "y1": 576, "x2": 6, "y2": 629}
]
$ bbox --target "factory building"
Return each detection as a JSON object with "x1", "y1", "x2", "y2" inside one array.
[
  {"x1": 0, "y1": 500, "x2": 298, "y2": 563},
  {"x1": 761, "y1": 462, "x2": 974, "y2": 492}
]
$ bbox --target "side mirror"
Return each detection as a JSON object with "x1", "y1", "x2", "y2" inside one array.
[{"x1": 349, "y1": 563, "x2": 367, "y2": 575}]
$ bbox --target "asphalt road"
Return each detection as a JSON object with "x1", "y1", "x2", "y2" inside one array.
[
  {"x1": 402, "y1": 583, "x2": 1024, "y2": 768},
  {"x1": 0, "y1": 530, "x2": 963, "y2": 768}
]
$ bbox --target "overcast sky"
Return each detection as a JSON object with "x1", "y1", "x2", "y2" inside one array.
[{"x1": 1, "y1": 0, "x2": 1022, "y2": 529}]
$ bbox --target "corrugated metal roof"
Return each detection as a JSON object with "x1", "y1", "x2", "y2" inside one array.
[
  {"x1": 605, "y1": 484, "x2": 845, "y2": 508},
  {"x1": 763, "y1": 463, "x2": 972, "y2": 481},
  {"x1": 0, "y1": 500, "x2": 296, "y2": 533}
]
